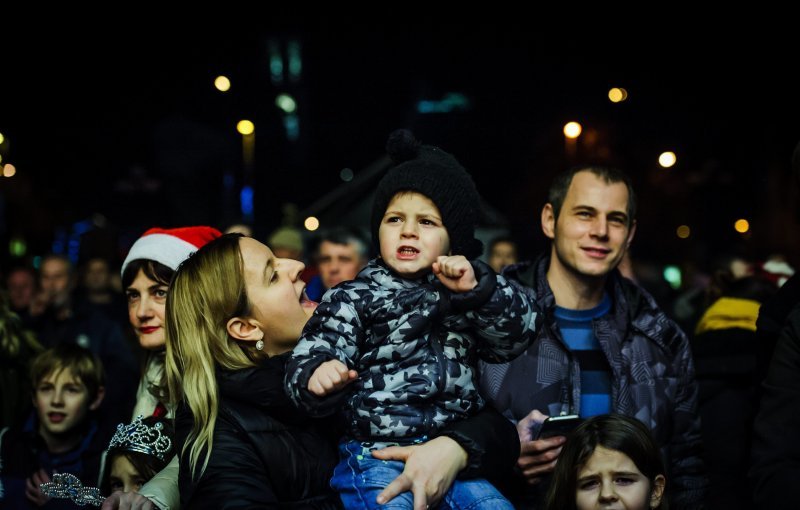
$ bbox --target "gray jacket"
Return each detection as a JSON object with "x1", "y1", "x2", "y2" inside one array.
[{"x1": 481, "y1": 256, "x2": 707, "y2": 510}]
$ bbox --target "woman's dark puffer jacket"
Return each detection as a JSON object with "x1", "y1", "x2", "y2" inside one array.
[{"x1": 177, "y1": 352, "x2": 342, "y2": 509}]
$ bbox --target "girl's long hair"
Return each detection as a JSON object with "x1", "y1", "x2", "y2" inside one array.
[
  {"x1": 545, "y1": 413, "x2": 668, "y2": 510},
  {"x1": 165, "y1": 234, "x2": 260, "y2": 477}
]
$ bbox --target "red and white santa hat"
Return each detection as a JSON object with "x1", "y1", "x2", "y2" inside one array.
[{"x1": 121, "y1": 226, "x2": 222, "y2": 277}]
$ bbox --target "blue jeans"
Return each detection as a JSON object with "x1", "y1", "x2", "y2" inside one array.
[{"x1": 330, "y1": 439, "x2": 514, "y2": 509}]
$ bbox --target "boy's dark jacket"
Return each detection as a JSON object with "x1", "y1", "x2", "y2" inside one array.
[{"x1": 0, "y1": 415, "x2": 106, "y2": 509}]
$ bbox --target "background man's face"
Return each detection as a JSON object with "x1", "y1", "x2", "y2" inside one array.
[
  {"x1": 543, "y1": 171, "x2": 635, "y2": 280},
  {"x1": 488, "y1": 241, "x2": 518, "y2": 273},
  {"x1": 40, "y1": 259, "x2": 73, "y2": 308},
  {"x1": 7, "y1": 270, "x2": 36, "y2": 310},
  {"x1": 84, "y1": 259, "x2": 111, "y2": 292},
  {"x1": 318, "y1": 241, "x2": 364, "y2": 289}
]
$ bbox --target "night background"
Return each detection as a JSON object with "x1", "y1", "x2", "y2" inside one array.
[{"x1": 3, "y1": 25, "x2": 800, "y2": 285}]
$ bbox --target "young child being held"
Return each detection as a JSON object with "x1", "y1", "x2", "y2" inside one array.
[
  {"x1": 545, "y1": 414, "x2": 667, "y2": 510},
  {"x1": 0, "y1": 344, "x2": 106, "y2": 509},
  {"x1": 286, "y1": 130, "x2": 538, "y2": 509}
]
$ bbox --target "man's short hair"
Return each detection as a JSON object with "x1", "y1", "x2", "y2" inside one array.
[
  {"x1": 30, "y1": 344, "x2": 105, "y2": 401},
  {"x1": 318, "y1": 228, "x2": 369, "y2": 260},
  {"x1": 548, "y1": 166, "x2": 637, "y2": 226}
]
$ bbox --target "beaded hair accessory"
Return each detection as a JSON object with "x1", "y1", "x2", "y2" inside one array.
[
  {"x1": 40, "y1": 473, "x2": 104, "y2": 506},
  {"x1": 39, "y1": 416, "x2": 172, "y2": 506},
  {"x1": 108, "y1": 415, "x2": 172, "y2": 461}
]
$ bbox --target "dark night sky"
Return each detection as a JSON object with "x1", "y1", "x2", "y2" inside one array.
[{"x1": 2, "y1": 25, "x2": 800, "y2": 269}]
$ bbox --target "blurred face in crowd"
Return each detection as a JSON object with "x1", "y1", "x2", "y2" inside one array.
[
  {"x1": 84, "y1": 258, "x2": 112, "y2": 293},
  {"x1": 40, "y1": 258, "x2": 73, "y2": 309},
  {"x1": 488, "y1": 241, "x2": 518, "y2": 273},
  {"x1": 7, "y1": 268, "x2": 36, "y2": 310},
  {"x1": 126, "y1": 269, "x2": 168, "y2": 350},
  {"x1": 318, "y1": 241, "x2": 366, "y2": 289}
]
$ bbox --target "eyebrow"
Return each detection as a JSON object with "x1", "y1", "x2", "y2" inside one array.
[
  {"x1": 578, "y1": 470, "x2": 641, "y2": 481},
  {"x1": 383, "y1": 209, "x2": 442, "y2": 221},
  {"x1": 418, "y1": 212, "x2": 443, "y2": 221},
  {"x1": 263, "y1": 256, "x2": 275, "y2": 284},
  {"x1": 125, "y1": 283, "x2": 168, "y2": 292}
]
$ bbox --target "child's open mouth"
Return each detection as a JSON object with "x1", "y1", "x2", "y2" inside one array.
[
  {"x1": 48, "y1": 412, "x2": 66, "y2": 423},
  {"x1": 397, "y1": 247, "x2": 419, "y2": 259}
]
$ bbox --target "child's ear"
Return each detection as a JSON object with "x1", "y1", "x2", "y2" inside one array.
[
  {"x1": 650, "y1": 474, "x2": 666, "y2": 508},
  {"x1": 89, "y1": 386, "x2": 106, "y2": 411},
  {"x1": 227, "y1": 316, "x2": 265, "y2": 343}
]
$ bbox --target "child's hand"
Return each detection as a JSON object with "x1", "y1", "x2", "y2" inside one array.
[
  {"x1": 25, "y1": 469, "x2": 51, "y2": 507},
  {"x1": 433, "y1": 255, "x2": 477, "y2": 293},
  {"x1": 101, "y1": 491, "x2": 156, "y2": 510},
  {"x1": 308, "y1": 359, "x2": 358, "y2": 397}
]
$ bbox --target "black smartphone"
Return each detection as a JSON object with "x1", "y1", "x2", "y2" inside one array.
[{"x1": 535, "y1": 414, "x2": 582, "y2": 439}]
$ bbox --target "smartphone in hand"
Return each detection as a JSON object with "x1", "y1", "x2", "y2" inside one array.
[{"x1": 535, "y1": 414, "x2": 582, "y2": 439}]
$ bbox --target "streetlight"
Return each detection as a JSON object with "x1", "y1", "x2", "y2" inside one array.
[
  {"x1": 563, "y1": 121, "x2": 582, "y2": 161},
  {"x1": 214, "y1": 76, "x2": 231, "y2": 92},
  {"x1": 659, "y1": 152, "x2": 676, "y2": 168}
]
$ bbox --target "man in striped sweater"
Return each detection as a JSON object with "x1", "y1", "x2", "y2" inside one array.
[{"x1": 481, "y1": 166, "x2": 707, "y2": 510}]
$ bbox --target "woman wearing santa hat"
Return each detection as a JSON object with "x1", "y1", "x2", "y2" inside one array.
[
  {"x1": 104, "y1": 229, "x2": 518, "y2": 510},
  {"x1": 108, "y1": 226, "x2": 221, "y2": 510}
]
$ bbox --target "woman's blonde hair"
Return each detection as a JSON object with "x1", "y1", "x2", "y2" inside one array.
[{"x1": 165, "y1": 234, "x2": 263, "y2": 477}]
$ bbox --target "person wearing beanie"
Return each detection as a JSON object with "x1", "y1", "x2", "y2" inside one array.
[
  {"x1": 369, "y1": 129, "x2": 484, "y2": 260},
  {"x1": 267, "y1": 226, "x2": 304, "y2": 261},
  {"x1": 286, "y1": 130, "x2": 538, "y2": 509},
  {"x1": 106, "y1": 225, "x2": 221, "y2": 510}
]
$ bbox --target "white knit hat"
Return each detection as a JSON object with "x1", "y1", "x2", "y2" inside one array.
[{"x1": 121, "y1": 226, "x2": 222, "y2": 277}]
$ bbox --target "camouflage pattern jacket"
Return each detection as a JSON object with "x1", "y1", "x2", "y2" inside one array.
[
  {"x1": 286, "y1": 259, "x2": 538, "y2": 441},
  {"x1": 480, "y1": 255, "x2": 707, "y2": 510}
]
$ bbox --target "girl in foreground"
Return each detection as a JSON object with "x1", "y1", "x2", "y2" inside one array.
[{"x1": 546, "y1": 414, "x2": 667, "y2": 510}]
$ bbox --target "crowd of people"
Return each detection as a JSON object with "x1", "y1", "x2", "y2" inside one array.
[{"x1": 1, "y1": 130, "x2": 798, "y2": 510}]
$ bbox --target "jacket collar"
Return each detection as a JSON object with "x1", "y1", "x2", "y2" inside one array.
[
  {"x1": 504, "y1": 254, "x2": 671, "y2": 350},
  {"x1": 361, "y1": 258, "x2": 437, "y2": 290}
]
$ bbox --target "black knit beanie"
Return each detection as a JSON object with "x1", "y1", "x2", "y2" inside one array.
[{"x1": 371, "y1": 129, "x2": 483, "y2": 260}]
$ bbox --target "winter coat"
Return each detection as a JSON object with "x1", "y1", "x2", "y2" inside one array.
[
  {"x1": 177, "y1": 353, "x2": 341, "y2": 510},
  {"x1": 481, "y1": 255, "x2": 707, "y2": 510},
  {"x1": 286, "y1": 259, "x2": 537, "y2": 440}
]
